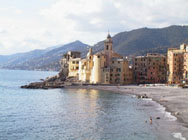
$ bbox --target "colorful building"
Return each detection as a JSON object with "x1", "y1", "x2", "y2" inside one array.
[
  {"x1": 133, "y1": 53, "x2": 167, "y2": 84},
  {"x1": 60, "y1": 51, "x2": 81, "y2": 78},
  {"x1": 167, "y1": 44, "x2": 188, "y2": 84},
  {"x1": 79, "y1": 34, "x2": 133, "y2": 84},
  {"x1": 62, "y1": 34, "x2": 133, "y2": 85}
]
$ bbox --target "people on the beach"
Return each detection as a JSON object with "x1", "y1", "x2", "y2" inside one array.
[{"x1": 150, "y1": 117, "x2": 152, "y2": 124}]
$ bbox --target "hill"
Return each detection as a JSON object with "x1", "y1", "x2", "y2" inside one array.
[
  {"x1": 1, "y1": 25, "x2": 188, "y2": 71},
  {"x1": 0, "y1": 41, "x2": 89, "y2": 71},
  {"x1": 92, "y1": 25, "x2": 188, "y2": 56}
]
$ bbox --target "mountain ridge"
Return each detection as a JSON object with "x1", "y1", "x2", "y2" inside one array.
[
  {"x1": 0, "y1": 40, "x2": 89, "y2": 71},
  {"x1": 1, "y1": 25, "x2": 188, "y2": 71}
]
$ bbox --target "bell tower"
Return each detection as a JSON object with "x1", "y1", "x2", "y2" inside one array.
[{"x1": 104, "y1": 33, "x2": 113, "y2": 51}]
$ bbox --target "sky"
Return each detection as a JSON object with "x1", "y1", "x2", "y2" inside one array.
[{"x1": 0, "y1": 0, "x2": 188, "y2": 55}]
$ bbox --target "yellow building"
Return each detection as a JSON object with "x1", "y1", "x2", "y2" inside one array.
[
  {"x1": 167, "y1": 44, "x2": 188, "y2": 84},
  {"x1": 68, "y1": 58, "x2": 81, "y2": 77},
  {"x1": 60, "y1": 51, "x2": 81, "y2": 78},
  {"x1": 78, "y1": 48, "x2": 94, "y2": 82},
  {"x1": 183, "y1": 52, "x2": 188, "y2": 81},
  {"x1": 78, "y1": 34, "x2": 133, "y2": 84}
]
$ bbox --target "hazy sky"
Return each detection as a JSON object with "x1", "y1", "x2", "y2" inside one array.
[{"x1": 0, "y1": 0, "x2": 188, "y2": 55}]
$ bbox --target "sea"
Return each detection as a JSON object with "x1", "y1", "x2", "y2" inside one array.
[{"x1": 0, "y1": 69, "x2": 186, "y2": 140}]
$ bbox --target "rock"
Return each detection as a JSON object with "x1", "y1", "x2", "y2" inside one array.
[
  {"x1": 159, "y1": 99, "x2": 168, "y2": 102},
  {"x1": 156, "y1": 117, "x2": 160, "y2": 119},
  {"x1": 174, "y1": 112, "x2": 180, "y2": 115},
  {"x1": 137, "y1": 95, "x2": 141, "y2": 98},
  {"x1": 20, "y1": 81, "x2": 64, "y2": 89},
  {"x1": 137, "y1": 94, "x2": 148, "y2": 99}
]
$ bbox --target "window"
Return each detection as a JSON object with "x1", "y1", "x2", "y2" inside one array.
[
  {"x1": 116, "y1": 74, "x2": 120, "y2": 76},
  {"x1": 98, "y1": 56, "x2": 100, "y2": 58},
  {"x1": 117, "y1": 68, "x2": 121, "y2": 72},
  {"x1": 106, "y1": 45, "x2": 109, "y2": 50}
]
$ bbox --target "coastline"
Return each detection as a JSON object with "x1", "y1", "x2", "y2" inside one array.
[{"x1": 64, "y1": 85, "x2": 188, "y2": 139}]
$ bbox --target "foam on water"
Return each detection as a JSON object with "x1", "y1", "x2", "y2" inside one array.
[
  {"x1": 172, "y1": 133, "x2": 186, "y2": 140},
  {"x1": 142, "y1": 98, "x2": 152, "y2": 101},
  {"x1": 155, "y1": 102, "x2": 177, "y2": 121},
  {"x1": 140, "y1": 96, "x2": 177, "y2": 121},
  {"x1": 140, "y1": 96, "x2": 187, "y2": 139}
]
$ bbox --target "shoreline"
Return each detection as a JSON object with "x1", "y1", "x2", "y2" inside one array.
[{"x1": 64, "y1": 85, "x2": 188, "y2": 139}]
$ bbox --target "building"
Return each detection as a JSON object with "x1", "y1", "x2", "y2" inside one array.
[
  {"x1": 63, "y1": 34, "x2": 133, "y2": 85},
  {"x1": 133, "y1": 53, "x2": 167, "y2": 84},
  {"x1": 167, "y1": 43, "x2": 188, "y2": 84},
  {"x1": 79, "y1": 34, "x2": 133, "y2": 84},
  {"x1": 60, "y1": 51, "x2": 81, "y2": 78}
]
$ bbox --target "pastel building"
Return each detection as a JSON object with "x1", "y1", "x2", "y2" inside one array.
[
  {"x1": 64, "y1": 34, "x2": 133, "y2": 84},
  {"x1": 167, "y1": 43, "x2": 188, "y2": 84},
  {"x1": 60, "y1": 51, "x2": 81, "y2": 78},
  {"x1": 133, "y1": 53, "x2": 167, "y2": 84},
  {"x1": 79, "y1": 34, "x2": 133, "y2": 84}
]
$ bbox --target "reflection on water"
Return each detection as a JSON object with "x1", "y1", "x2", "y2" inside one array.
[{"x1": 0, "y1": 70, "x2": 176, "y2": 140}]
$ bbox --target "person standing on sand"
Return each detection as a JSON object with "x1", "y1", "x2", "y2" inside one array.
[{"x1": 150, "y1": 117, "x2": 152, "y2": 124}]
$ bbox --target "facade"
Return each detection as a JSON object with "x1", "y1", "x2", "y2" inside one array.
[
  {"x1": 62, "y1": 34, "x2": 133, "y2": 85},
  {"x1": 79, "y1": 34, "x2": 133, "y2": 84},
  {"x1": 60, "y1": 39, "x2": 188, "y2": 85},
  {"x1": 60, "y1": 51, "x2": 81, "y2": 78},
  {"x1": 183, "y1": 52, "x2": 188, "y2": 81},
  {"x1": 133, "y1": 53, "x2": 167, "y2": 84},
  {"x1": 167, "y1": 44, "x2": 188, "y2": 84}
]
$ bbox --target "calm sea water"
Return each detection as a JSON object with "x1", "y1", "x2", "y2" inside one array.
[{"x1": 0, "y1": 69, "x2": 178, "y2": 140}]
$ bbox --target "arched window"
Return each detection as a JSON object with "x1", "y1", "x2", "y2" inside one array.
[{"x1": 106, "y1": 45, "x2": 109, "y2": 50}]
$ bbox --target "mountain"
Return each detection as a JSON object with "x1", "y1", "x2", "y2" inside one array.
[
  {"x1": 0, "y1": 41, "x2": 89, "y2": 71},
  {"x1": 92, "y1": 25, "x2": 188, "y2": 56},
  {"x1": 1, "y1": 25, "x2": 188, "y2": 71}
]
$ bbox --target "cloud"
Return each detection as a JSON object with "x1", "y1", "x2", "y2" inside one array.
[
  {"x1": 40, "y1": 0, "x2": 188, "y2": 32},
  {"x1": 0, "y1": 0, "x2": 188, "y2": 55},
  {"x1": 0, "y1": 7, "x2": 23, "y2": 15}
]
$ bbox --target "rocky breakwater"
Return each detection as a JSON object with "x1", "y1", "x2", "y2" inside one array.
[
  {"x1": 21, "y1": 75, "x2": 65, "y2": 89},
  {"x1": 21, "y1": 69, "x2": 68, "y2": 89}
]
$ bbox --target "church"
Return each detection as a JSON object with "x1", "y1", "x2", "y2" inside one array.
[{"x1": 62, "y1": 34, "x2": 133, "y2": 85}]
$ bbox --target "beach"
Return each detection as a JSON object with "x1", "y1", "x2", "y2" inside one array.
[{"x1": 65, "y1": 85, "x2": 188, "y2": 139}]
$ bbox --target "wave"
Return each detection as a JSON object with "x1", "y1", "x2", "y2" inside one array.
[{"x1": 172, "y1": 133, "x2": 186, "y2": 140}]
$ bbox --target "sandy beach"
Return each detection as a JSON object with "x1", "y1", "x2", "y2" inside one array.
[{"x1": 65, "y1": 85, "x2": 188, "y2": 139}]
